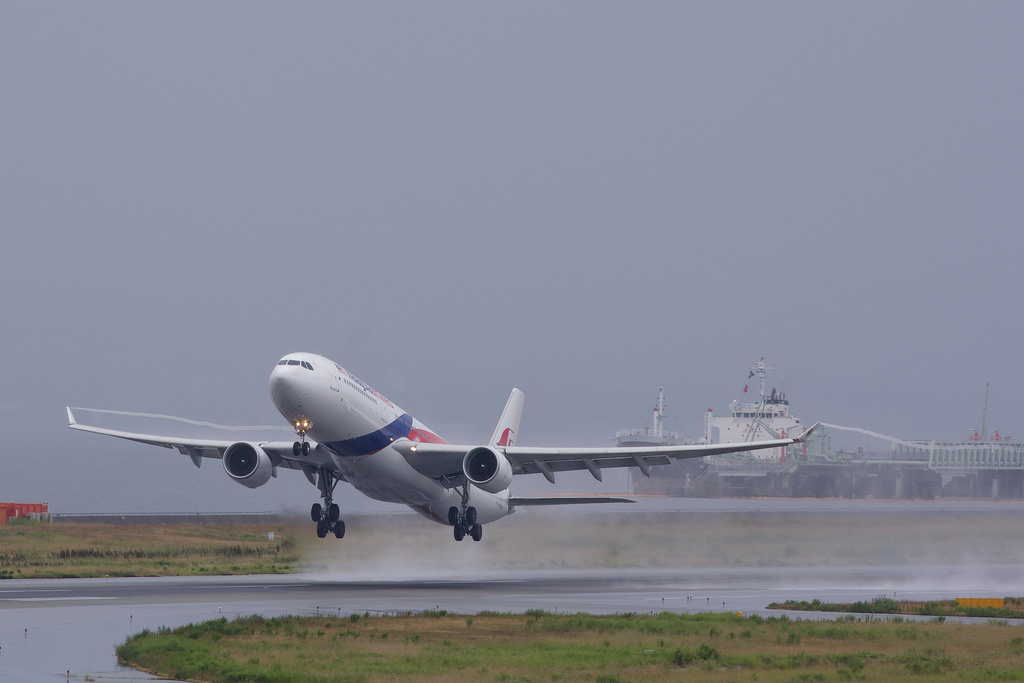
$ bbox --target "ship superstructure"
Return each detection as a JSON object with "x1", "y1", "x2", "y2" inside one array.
[
  {"x1": 616, "y1": 386, "x2": 682, "y2": 448},
  {"x1": 705, "y1": 358, "x2": 802, "y2": 461}
]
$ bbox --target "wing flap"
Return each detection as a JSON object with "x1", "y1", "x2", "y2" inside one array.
[
  {"x1": 67, "y1": 419, "x2": 233, "y2": 455},
  {"x1": 517, "y1": 454, "x2": 672, "y2": 478},
  {"x1": 393, "y1": 440, "x2": 466, "y2": 479}
]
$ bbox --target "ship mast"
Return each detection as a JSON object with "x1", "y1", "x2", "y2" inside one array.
[
  {"x1": 981, "y1": 381, "x2": 990, "y2": 441},
  {"x1": 654, "y1": 386, "x2": 665, "y2": 438},
  {"x1": 752, "y1": 357, "x2": 771, "y2": 400},
  {"x1": 742, "y1": 358, "x2": 775, "y2": 442}
]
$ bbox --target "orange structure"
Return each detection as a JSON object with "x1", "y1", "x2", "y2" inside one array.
[
  {"x1": 0, "y1": 503, "x2": 49, "y2": 525},
  {"x1": 957, "y1": 598, "x2": 1005, "y2": 609}
]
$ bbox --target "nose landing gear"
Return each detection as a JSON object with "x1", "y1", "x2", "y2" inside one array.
[{"x1": 292, "y1": 418, "x2": 312, "y2": 457}]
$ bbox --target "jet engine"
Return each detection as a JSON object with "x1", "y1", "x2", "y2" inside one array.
[
  {"x1": 223, "y1": 442, "x2": 275, "y2": 489},
  {"x1": 463, "y1": 446, "x2": 513, "y2": 493}
]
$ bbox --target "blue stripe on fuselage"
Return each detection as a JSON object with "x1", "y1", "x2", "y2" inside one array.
[{"x1": 325, "y1": 413, "x2": 414, "y2": 457}]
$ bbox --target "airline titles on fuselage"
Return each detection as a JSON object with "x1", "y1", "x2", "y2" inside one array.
[{"x1": 335, "y1": 363, "x2": 395, "y2": 409}]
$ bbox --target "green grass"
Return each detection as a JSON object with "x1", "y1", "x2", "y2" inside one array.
[
  {"x1": 0, "y1": 519, "x2": 300, "y2": 578},
  {"x1": 117, "y1": 611, "x2": 1024, "y2": 682},
  {"x1": 769, "y1": 595, "x2": 1024, "y2": 619}
]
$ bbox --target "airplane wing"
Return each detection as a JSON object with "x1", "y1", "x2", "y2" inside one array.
[
  {"x1": 394, "y1": 422, "x2": 821, "y2": 484},
  {"x1": 509, "y1": 496, "x2": 635, "y2": 508},
  {"x1": 65, "y1": 407, "x2": 332, "y2": 481}
]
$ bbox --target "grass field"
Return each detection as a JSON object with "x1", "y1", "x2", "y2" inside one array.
[
  {"x1": 117, "y1": 611, "x2": 1024, "y2": 682},
  {"x1": 0, "y1": 519, "x2": 299, "y2": 578},
  {"x1": 770, "y1": 596, "x2": 1024, "y2": 620}
]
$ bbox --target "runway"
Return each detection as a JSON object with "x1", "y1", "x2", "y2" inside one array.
[
  {"x1": 2, "y1": 564, "x2": 1022, "y2": 682},
  {"x1": 4, "y1": 497, "x2": 1024, "y2": 681}
]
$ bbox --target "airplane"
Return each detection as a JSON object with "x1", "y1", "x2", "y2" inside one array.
[{"x1": 68, "y1": 352, "x2": 818, "y2": 542}]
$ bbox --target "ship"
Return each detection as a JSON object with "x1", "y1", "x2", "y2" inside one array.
[
  {"x1": 622, "y1": 359, "x2": 1024, "y2": 500},
  {"x1": 615, "y1": 386, "x2": 682, "y2": 448},
  {"x1": 624, "y1": 358, "x2": 804, "y2": 497}
]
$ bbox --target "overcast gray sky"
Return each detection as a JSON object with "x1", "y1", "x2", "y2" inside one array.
[{"x1": 2, "y1": 3, "x2": 1021, "y2": 513}]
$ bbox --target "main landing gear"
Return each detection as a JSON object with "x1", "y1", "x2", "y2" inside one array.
[
  {"x1": 311, "y1": 469, "x2": 344, "y2": 539},
  {"x1": 448, "y1": 483, "x2": 483, "y2": 542}
]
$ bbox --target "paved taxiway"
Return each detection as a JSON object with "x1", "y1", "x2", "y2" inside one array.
[{"x1": 2, "y1": 564, "x2": 1022, "y2": 682}]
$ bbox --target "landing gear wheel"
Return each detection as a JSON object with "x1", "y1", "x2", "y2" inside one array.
[
  {"x1": 302, "y1": 441, "x2": 311, "y2": 456},
  {"x1": 471, "y1": 524, "x2": 483, "y2": 542},
  {"x1": 311, "y1": 468, "x2": 346, "y2": 541},
  {"x1": 293, "y1": 442, "x2": 302, "y2": 457},
  {"x1": 448, "y1": 506, "x2": 460, "y2": 526},
  {"x1": 465, "y1": 506, "x2": 478, "y2": 526},
  {"x1": 454, "y1": 524, "x2": 465, "y2": 542}
]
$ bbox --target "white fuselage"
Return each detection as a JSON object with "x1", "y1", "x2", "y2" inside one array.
[{"x1": 268, "y1": 353, "x2": 510, "y2": 525}]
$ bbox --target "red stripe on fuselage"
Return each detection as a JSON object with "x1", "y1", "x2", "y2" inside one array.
[{"x1": 408, "y1": 428, "x2": 447, "y2": 444}]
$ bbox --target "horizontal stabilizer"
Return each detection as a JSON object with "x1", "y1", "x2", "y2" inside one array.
[{"x1": 509, "y1": 496, "x2": 634, "y2": 508}]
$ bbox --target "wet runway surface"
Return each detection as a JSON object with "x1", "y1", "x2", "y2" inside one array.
[{"x1": 2, "y1": 564, "x2": 1022, "y2": 682}]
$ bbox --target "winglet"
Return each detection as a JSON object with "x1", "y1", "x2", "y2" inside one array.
[
  {"x1": 490, "y1": 388, "x2": 525, "y2": 447},
  {"x1": 67, "y1": 407, "x2": 77, "y2": 426},
  {"x1": 793, "y1": 422, "x2": 821, "y2": 443}
]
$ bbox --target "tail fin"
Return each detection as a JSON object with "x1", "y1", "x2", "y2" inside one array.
[{"x1": 490, "y1": 388, "x2": 525, "y2": 447}]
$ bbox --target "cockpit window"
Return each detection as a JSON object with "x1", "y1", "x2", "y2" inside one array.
[{"x1": 279, "y1": 358, "x2": 315, "y2": 370}]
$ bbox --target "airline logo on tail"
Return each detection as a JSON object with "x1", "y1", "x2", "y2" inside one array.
[
  {"x1": 496, "y1": 428, "x2": 515, "y2": 447},
  {"x1": 490, "y1": 388, "x2": 525, "y2": 448}
]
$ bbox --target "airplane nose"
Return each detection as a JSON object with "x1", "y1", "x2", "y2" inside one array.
[
  {"x1": 269, "y1": 362, "x2": 312, "y2": 416},
  {"x1": 269, "y1": 366, "x2": 286, "y2": 403}
]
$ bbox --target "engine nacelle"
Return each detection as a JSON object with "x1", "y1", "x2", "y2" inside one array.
[
  {"x1": 223, "y1": 442, "x2": 275, "y2": 489},
  {"x1": 463, "y1": 446, "x2": 513, "y2": 494}
]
